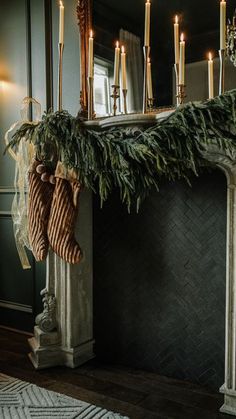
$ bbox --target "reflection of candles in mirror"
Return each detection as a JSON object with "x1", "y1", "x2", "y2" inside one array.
[
  {"x1": 88, "y1": 30, "x2": 94, "y2": 77},
  {"x1": 179, "y1": 33, "x2": 185, "y2": 85},
  {"x1": 147, "y1": 58, "x2": 153, "y2": 99},
  {"x1": 174, "y1": 15, "x2": 179, "y2": 65},
  {"x1": 121, "y1": 46, "x2": 127, "y2": 90},
  {"x1": 208, "y1": 52, "x2": 214, "y2": 99},
  {"x1": 59, "y1": 1, "x2": 64, "y2": 44},
  {"x1": 144, "y1": 0, "x2": 151, "y2": 47},
  {"x1": 220, "y1": 0, "x2": 226, "y2": 50},
  {"x1": 114, "y1": 41, "x2": 120, "y2": 86}
]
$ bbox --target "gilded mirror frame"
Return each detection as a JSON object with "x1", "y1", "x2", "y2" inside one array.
[{"x1": 77, "y1": 0, "x2": 93, "y2": 116}]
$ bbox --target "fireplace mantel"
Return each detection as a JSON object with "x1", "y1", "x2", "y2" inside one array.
[{"x1": 28, "y1": 111, "x2": 236, "y2": 417}]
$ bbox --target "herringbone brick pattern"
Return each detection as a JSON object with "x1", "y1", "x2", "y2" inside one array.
[{"x1": 93, "y1": 170, "x2": 227, "y2": 390}]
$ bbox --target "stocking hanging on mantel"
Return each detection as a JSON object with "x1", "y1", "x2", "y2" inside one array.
[
  {"x1": 47, "y1": 161, "x2": 82, "y2": 264},
  {"x1": 4, "y1": 97, "x2": 41, "y2": 269},
  {"x1": 27, "y1": 160, "x2": 82, "y2": 264},
  {"x1": 28, "y1": 160, "x2": 55, "y2": 261}
]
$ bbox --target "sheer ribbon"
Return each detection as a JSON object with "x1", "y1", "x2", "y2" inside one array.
[{"x1": 5, "y1": 97, "x2": 41, "y2": 269}]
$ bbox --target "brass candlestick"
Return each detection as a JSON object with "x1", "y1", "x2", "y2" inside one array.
[
  {"x1": 111, "y1": 85, "x2": 120, "y2": 116},
  {"x1": 174, "y1": 63, "x2": 180, "y2": 106},
  {"x1": 142, "y1": 45, "x2": 151, "y2": 114},
  {"x1": 219, "y1": 49, "x2": 226, "y2": 95},
  {"x1": 122, "y1": 89, "x2": 128, "y2": 114},
  {"x1": 177, "y1": 84, "x2": 186, "y2": 105},
  {"x1": 58, "y1": 43, "x2": 64, "y2": 111},
  {"x1": 147, "y1": 97, "x2": 154, "y2": 112},
  {"x1": 88, "y1": 76, "x2": 95, "y2": 120}
]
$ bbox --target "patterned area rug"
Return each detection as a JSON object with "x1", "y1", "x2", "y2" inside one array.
[{"x1": 0, "y1": 373, "x2": 129, "y2": 418}]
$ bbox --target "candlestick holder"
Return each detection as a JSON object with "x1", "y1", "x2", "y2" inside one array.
[
  {"x1": 142, "y1": 46, "x2": 151, "y2": 114},
  {"x1": 111, "y1": 85, "x2": 120, "y2": 116},
  {"x1": 174, "y1": 63, "x2": 180, "y2": 107},
  {"x1": 147, "y1": 97, "x2": 154, "y2": 112},
  {"x1": 58, "y1": 43, "x2": 64, "y2": 111},
  {"x1": 122, "y1": 89, "x2": 128, "y2": 114},
  {"x1": 219, "y1": 49, "x2": 226, "y2": 95},
  {"x1": 88, "y1": 76, "x2": 95, "y2": 120},
  {"x1": 177, "y1": 84, "x2": 186, "y2": 106}
]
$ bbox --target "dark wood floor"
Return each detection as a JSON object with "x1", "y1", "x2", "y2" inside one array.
[{"x1": 0, "y1": 327, "x2": 230, "y2": 419}]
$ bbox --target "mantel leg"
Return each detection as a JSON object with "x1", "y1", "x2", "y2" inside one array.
[
  {"x1": 28, "y1": 189, "x2": 94, "y2": 369},
  {"x1": 220, "y1": 174, "x2": 236, "y2": 415}
]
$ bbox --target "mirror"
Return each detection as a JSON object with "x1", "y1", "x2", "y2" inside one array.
[{"x1": 78, "y1": 0, "x2": 236, "y2": 117}]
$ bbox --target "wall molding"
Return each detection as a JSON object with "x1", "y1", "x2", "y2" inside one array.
[
  {"x1": 0, "y1": 211, "x2": 11, "y2": 217},
  {"x1": 0, "y1": 299, "x2": 33, "y2": 314},
  {"x1": 0, "y1": 188, "x2": 15, "y2": 194}
]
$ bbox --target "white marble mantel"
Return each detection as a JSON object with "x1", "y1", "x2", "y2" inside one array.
[{"x1": 28, "y1": 111, "x2": 236, "y2": 417}]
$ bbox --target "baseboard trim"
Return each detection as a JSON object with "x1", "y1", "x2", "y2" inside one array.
[{"x1": 0, "y1": 325, "x2": 33, "y2": 337}]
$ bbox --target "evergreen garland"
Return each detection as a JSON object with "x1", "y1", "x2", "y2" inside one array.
[{"x1": 6, "y1": 89, "x2": 236, "y2": 210}]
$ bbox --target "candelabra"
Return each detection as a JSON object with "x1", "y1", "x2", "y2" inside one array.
[
  {"x1": 122, "y1": 89, "x2": 128, "y2": 114},
  {"x1": 142, "y1": 46, "x2": 151, "y2": 114},
  {"x1": 111, "y1": 85, "x2": 120, "y2": 116},
  {"x1": 58, "y1": 43, "x2": 64, "y2": 111},
  {"x1": 88, "y1": 76, "x2": 95, "y2": 120},
  {"x1": 227, "y1": 13, "x2": 236, "y2": 67},
  {"x1": 177, "y1": 84, "x2": 186, "y2": 105}
]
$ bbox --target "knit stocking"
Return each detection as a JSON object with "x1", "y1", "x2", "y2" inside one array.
[
  {"x1": 28, "y1": 160, "x2": 55, "y2": 261},
  {"x1": 47, "y1": 162, "x2": 82, "y2": 264}
]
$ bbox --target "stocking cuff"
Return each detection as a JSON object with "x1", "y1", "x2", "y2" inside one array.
[
  {"x1": 55, "y1": 161, "x2": 78, "y2": 183},
  {"x1": 29, "y1": 159, "x2": 41, "y2": 173}
]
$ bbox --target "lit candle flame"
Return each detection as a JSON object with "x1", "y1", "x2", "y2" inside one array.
[
  {"x1": 90, "y1": 30, "x2": 93, "y2": 38},
  {"x1": 146, "y1": 0, "x2": 150, "y2": 3},
  {"x1": 175, "y1": 15, "x2": 179, "y2": 24},
  {"x1": 116, "y1": 41, "x2": 119, "y2": 48},
  {"x1": 121, "y1": 45, "x2": 125, "y2": 53},
  {"x1": 148, "y1": 57, "x2": 151, "y2": 63},
  {"x1": 180, "y1": 33, "x2": 184, "y2": 42},
  {"x1": 60, "y1": 1, "x2": 64, "y2": 8},
  {"x1": 209, "y1": 52, "x2": 213, "y2": 60}
]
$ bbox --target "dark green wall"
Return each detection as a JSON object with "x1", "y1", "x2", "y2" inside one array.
[{"x1": 0, "y1": 0, "x2": 80, "y2": 332}]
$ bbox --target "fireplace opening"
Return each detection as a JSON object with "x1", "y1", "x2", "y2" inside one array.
[{"x1": 94, "y1": 169, "x2": 226, "y2": 390}]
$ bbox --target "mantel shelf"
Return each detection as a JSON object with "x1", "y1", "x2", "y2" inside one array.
[{"x1": 83, "y1": 108, "x2": 175, "y2": 129}]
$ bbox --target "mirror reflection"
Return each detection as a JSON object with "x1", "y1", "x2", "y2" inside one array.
[{"x1": 92, "y1": 0, "x2": 235, "y2": 116}]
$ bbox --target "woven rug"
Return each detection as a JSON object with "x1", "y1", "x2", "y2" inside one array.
[{"x1": 0, "y1": 373, "x2": 129, "y2": 418}]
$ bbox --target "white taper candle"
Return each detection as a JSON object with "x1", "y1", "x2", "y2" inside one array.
[
  {"x1": 114, "y1": 41, "x2": 120, "y2": 86},
  {"x1": 59, "y1": 1, "x2": 64, "y2": 44},
  {"x1": 179, "y1": 33, "x2": 185, "y2": 85},
  {"x1": 208, "y1": 52, "x2": 214, "y2": 99},
  {"x1": 121, "y1": 46, "x2": 127, "y2": 90},
  {"x1": 88, "y1": 30, "x2": 94, "y2": 78},
  {"x1": 174, "y1": 15, "x2": 180, "y2": 65},
  {"x1": 220, "y1": 0, "x2": 226, "y2": 50},
  {"x1": 144, "y1": 0, "x2": 151, "y2": 47}
]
